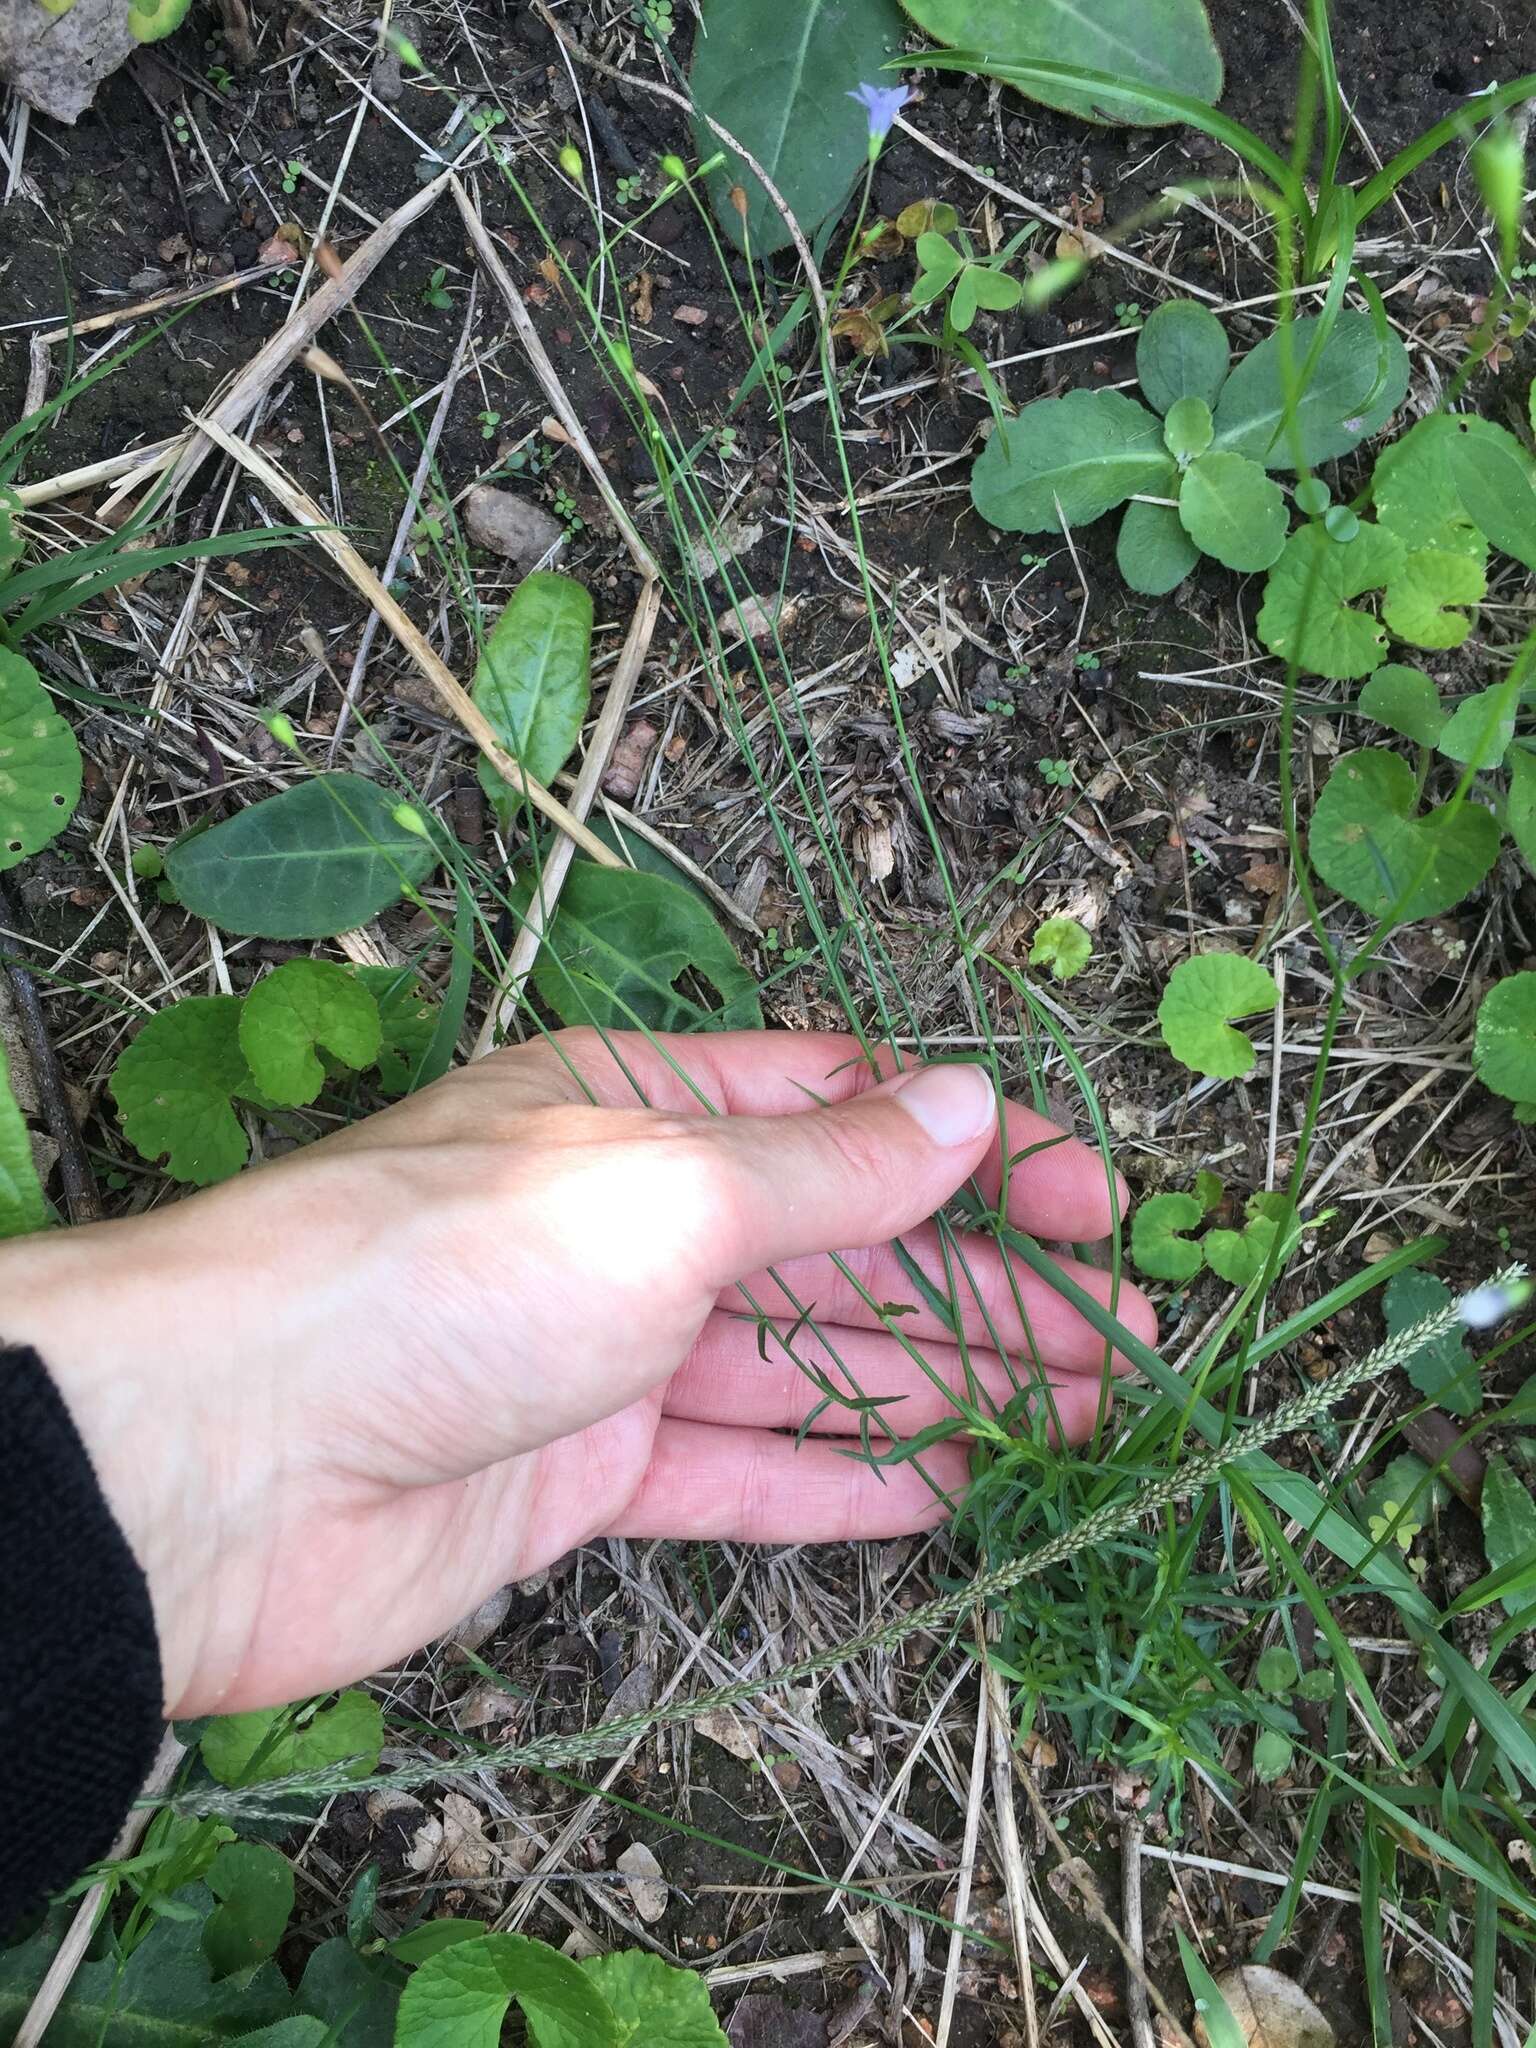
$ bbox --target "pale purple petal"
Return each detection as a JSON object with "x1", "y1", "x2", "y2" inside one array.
[{"x1": 849, "y1": 81, "x2": 911, "y2": 143}]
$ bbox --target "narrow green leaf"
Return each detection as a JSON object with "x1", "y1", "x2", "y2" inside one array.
[
  {"x1": 0, "y1": 644, "x2": 82, "y2": 871},
  {"x1": 239, "y1": 960, "x2": 383, "y2": 1107},
  {"x1": 1506, "y1": 747, "x2": 1536, "y2": 874},
  {"x1": 1174, "y1": 1930, "x2": 1246, "y2": 2048},
  {"x1": 472, "y1": 572, "x2": 593, "y2": 812}
]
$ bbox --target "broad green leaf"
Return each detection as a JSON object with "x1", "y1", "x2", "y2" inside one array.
[
  {"x1": 1028, "y1": 913, "x2": 1091, "y2": 980},
  {"x1": 1193, "y1": 1168, "x2": 1224, "y2": 1213},
  {"x1": 1358, "y1": 664, "x2": 1445, "y2": 747},
  {"x1": 1204, "y1": 1193, "x2": 1285, "y2": 1288},
  {"x1": 473, "y1": 572, "x2": 593, "y2": 817},
  {"x1": 233, "y1": 2026, "x2": 329, "y2": 2048},
  {"x1": 1309, "y1": 748, "x2": 1500, "y2": 920},
  {"x1": 1383, "y1": 1269, "x2": 1477, "y2": 1416},
  {"x1": 1372, "y1": 411, "x2": 1502, "y2": 551},
  {"x1": 1162, "y1": 394, "x2": 1214, "y2": 462},
  {"x1": 239, "y1": 960, "x2": 383, "y2": 1107},
  {"x1": 1136, "y1": 298, "x2": 1229, "y2": 413},
  {"x1": 201, "y1": 1689, "x2": 384, "y2": 1789},
  {"x1": 691, "y1": 0, "x2": 906, "y2": 255},
  {"x1": 1255, "y1": 1645, "x2": 1298, "y2": 1694},
  {"x1": 972, "y1": 389, "x2": 1172, "y2": 534},
  {"x1": 1130, "y1": 1190, "x2": 1204, "y2": 1283},
  {"x1": 0, "y1": 643, "x2": 82, "y2": 870},
  {"x1": 297, "y1": 1938, "x2": 402, "y2": 2048},
  {"x1": 532, "y1": 863, "x2": 762, "y2": 1033},
  {"x1": 203, "y1": 1842, "x2": 295, "y2": 1980},
  {"x1": 1474, "y1": 972, "x2": 1536, "y2": 1106},
  {"x1": 0, "y1": 483, "x2": 25, "y2": 577},
  {"x1": 394, "y1": 1932, "x2": 619, "y2": 2048},
  {"x1": 0, "y1": 1888, "x2": 294, "y2": 2047},
  {"x1": 1437, "y1": 683, "x2": 1517, "y2": 769},
  {"x1": 352, "y1": 965, "x2": 441, "y2": 1097},
  {"x1": 1257, "y1": 523, "x2": 1406, "y2": 680},
  {"x1": 1448, "y1": 413, "x2": 1536, "y2": 570},
  {"x1": 898, "y1": 0, "x2": 1222, "y2": 126},
  {"x1": 1481, "y1": 1455, "x2": 1536, "y2": 1625},
  {"x1": 1507, "y1": 747, "x2": 1536, "y2": 874},
  {"x1": 578, "y1": 1953, "x2": 728, "y2": 2047},
  {"x1": 111, "y1": 996, "x2": 256, "y2": 1186},
  {"x1": 1252, "y1": 1730, "x2": 1294, "y2": 1783},
  {"x1": 1116, "y1": 496, "x2": 1199, "y2": 594},
  {"x1": 1157, "y1": 952, "x2": 1279, "y2": 1079},
  {"x1": 0, "y1": 1036, "x2": 48, "y2": 1238},
  {"x1": 1381, "y1": 537, "x2": 1486, "y2": 650},
  {"x1": 950, "y1": 260, "x2": 1021, "y2": 331},
  {"x1": 1211, "y1": 312, "x2": 1409, "y2": 471},
  {"x1": 387, "y1": 1922, "x2": 489, "y2": 1965},
  {"x1": 1178, "y1": 450, "x2": 1287, "y2": 571},
  {"x1": 166, "y1": 775, "x2": 437, "y2": 940}
]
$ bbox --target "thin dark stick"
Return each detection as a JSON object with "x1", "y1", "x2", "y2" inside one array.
[{"x1": 0, "y1": 881, "x2": 102, "y2": 1225}]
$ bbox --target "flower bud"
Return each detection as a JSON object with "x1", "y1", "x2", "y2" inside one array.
[
  {"x1": 558, "y1": 143, "x2": 584, "y2": 183},
  {"x1": 391, "y1": 803, "x2": 431, "y2": 840},
  {"x1": 266, "y1": 711, "x2": 299, "y2": 752},
  {"x1": 659, "y1": 153, "x2": 688, "y2": 185}
]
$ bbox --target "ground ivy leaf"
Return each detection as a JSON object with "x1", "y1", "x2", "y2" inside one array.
[
  {"x1": 110, "y1": 996, "x2": 256, "y2": 1186},
  {"x1": 531, "y1": 864, "x2": 762, "y2": 1033},
  {"x1": 1481, "y1": 1455, "x2": 1536, "y2": 1626},
  {"x1": 1448, "y1": 413, "x2": 1536, "y2": 572},
  {"x1": 203, "y1": 1842, "x2": 295, "y2": 1981},
  {"x1": 971, "y1": 388, "x2": 1173, "y2": 534},
  {"x1": 1381, "y1": 537, "x2": 1486, "y2": 651},
  {"x1": 1358, "y1": 664, "x2": 1445, "y2": 747},
  {"x1": 1252, "y1": 1729, "x2": 1294, "y2": 1783},
  {"x1": 1474, "y1": 971, "x2": 1536, "y2": 1107},
  {"x1": 578, "y1": 1952, "x2": 728, "y2": 2047},
  {"x1": 1130, "y1": 1190, "x2": 1204, "y2": 1283},
  {"x1": 297, "y1": 1937, "x2": 403, "y2": 2048},
  {"x1": 1310, "y1": 748, "x2": 1500, "y2": 921},
  {"x1": 165, "y1": 774, "x2": 437, "y2": 940},
  {"x1": 472, "y1": 571, "x2": 593, "y2": 814},
  {"x1": 1028, "y1": 913, "x2": 1092, "y2": 981},
  {"x1": 1135, "y1": 298, "x2": 1229, "y2": 414},
  {"x1": 1383, "y1": 1269, "x2": 1478, "y2": 1416},
  {"x1": 352, "y1": 965, "x2": 439, "y2": 1097},
  {"x1": 1507, "y1": 748, "x2": 1536, "y2": 875},
  {"x1": 1203, "y1": 1194, "x2": 1285, "y2": 1288},
  {"x1": 1437, "y1": 683, "x2": 1517, "y2": 770},
  {"x1": 1372, "y1": 411, "x2": 1499, "y2": 550},
  {"x1": 200, "y1": 1689, "x2": 384, "y2": 1789},
  {"x1": 0, "y1": 1035, "x2": 49, "y2": 1239},
  {"x1": 238, "y1": 960, "x2": 383, "y2": 1107},
  {"x1": 394, "y1": 1932, "x2": 619, "y2": 2048},
  {"x1": 1211, "y1": 311, "x2": 1409, "y2": 471},
  {"x1": 1257, "y1": 523, "x2": 1405, "y2": 679},
  {"x1": 1177, "y1": 450, "x2": 1287, "y2": 571},
  {"x1": 0, "y1": 643, "x2": 82, "y2": 871},
  {"x1": 1157, "y1": 952, "x2": 1279, "y2": 1080},
  {"x1": 1116, "y1": 496, "x2": 1199, "y2": 595}
]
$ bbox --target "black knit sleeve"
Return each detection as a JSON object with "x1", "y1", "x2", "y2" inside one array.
[{"x1": 0, "y1": 1344, "x2": 164, "y2": 1938}]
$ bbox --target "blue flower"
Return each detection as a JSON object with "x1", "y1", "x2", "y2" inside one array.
[{"x1": 848, "y1": 81, "x2": 911, "y2": 145}]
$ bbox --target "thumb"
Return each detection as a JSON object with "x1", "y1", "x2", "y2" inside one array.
[{"x1": 693, "y1": 1062, "x2": 998, "y2": 1281}]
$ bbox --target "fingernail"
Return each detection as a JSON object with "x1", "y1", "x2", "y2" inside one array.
[{"x1": 892, "y1": 1062, "x2": 997, "y2": 1146}]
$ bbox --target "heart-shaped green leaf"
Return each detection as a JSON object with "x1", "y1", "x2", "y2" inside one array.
[
  {"x1": 1257, "y1": 523, "x2": 1405, "y2": 679},
  {"x1": 1474, "y1": 972, "x2": 1536, "y2": 1107},
  {"x1": 1157, "y1": 952, "x2": 1280, "y2": 1079},
  {"x1": 1130, "y1": 1190, "x2": 1204, "y2": 1282},
  {"x1": 1163, "y1": 395, "x2": 1214, "y2": 462},
  {"x1": 1204, "y1": 1192, "x2": 1287, "y2": 1288},
  {"x1": 972, "y1": 389, "x2": 1172, "y2": 534},
  {"x1": 203, "y1": 1842, "x2": 295, "y2": 1981},
  {"x1": 1448, "y1": 414, "x2": 1536, "y2": 570},
  {"x1": 1310, "y1": 748, "x2": 1500, "y2": 920},
  {"x1": 897, "y1": 0, "x2": 1222, "y2": 126},
  {"x1": 238, "y1": 959, "x2": 383, "y2": 1107},
  {"x1": 1116, "y1": 497, "x2": 1199, "y2": 594},
  {"x1": 0, "y1": 1036, "x2": 48, "y2": 1239},
  {"x1": 692, "y1": 0, "x2": 906, "y2": 255},
  {"x1": 395, "y1": 1932, "x2": 620, "y2": 2048},
  {"x1": 0, "y1": 645, "x2": 81, "y2": 870},
  {"x1": 166, "y1": 774, "x2": 437, "y2": 939},
  {"x1": 1373, "y1": 412, "x2": 1499, "y2": 550},
  {"x1": 1178, "y1": 450, "x2": 1287, "y2": 571},
  {"x1": 1211, "y1": 312, "x2": 1408, "y2": 471},
  {"x1": 1381, "y1": 537, "x2": 1486, "y2": 650},
  {"x1": 1359, "y1": 664, "x2": 1445, "y2": 746},
  {"x1": 1437, "y1": 683, "x2": 1517, "y2": 769},
  {"x1": 965, "y1": 265, "x2": 1023, "y2": 311},
  {"x1": 111, "y1": 996, "x2": 257, "y2": 1185},
  {"x1": 473, "y1": 571, "x2": 593, "y2": 812},
  {"x1": 909, "y1": 230, "x2": 965, "y2": 306},
  {"x1": 1136, "y1": 298, "x2": 1229, "y2": 414}
]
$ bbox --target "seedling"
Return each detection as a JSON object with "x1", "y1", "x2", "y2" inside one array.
[
  {"x1": 280, "y1": 159, "x2": 303, "y2": 196},
  {"x1": 1114, "y1": 299, "x2": 1143, "y2": 328},
  {"x1": 1037, "y1": 757, "x2": 1075, "y2": 787},
  {"x1": 420, "y1": 266, "x2": 453, "y2": 311},
  {"x1": 616, "y1": 172, "x2": 646, "y2": 207},
  {"x1": 1029, "y1": 914, "x2": 1092, "y2": 980},
  {"x1": 476, "y1": 407, "x2": 502, "y2": 440},
  {"x1": 637, "y1": 0, "x2": 674, "y2": 36},
  {"x1": 551, "y1": 486, "x2": 583, "y2": 533}
]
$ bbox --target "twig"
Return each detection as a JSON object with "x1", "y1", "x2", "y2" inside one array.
[
  {"x1": 934, "y1": 1675, "x2": 990, "y2": 2048},
  {"x1": 0, "y1": 880, "x2": 101, "y2": 1225},
  {"x1": 983, "y1": 1657, "x2": 1040, "y2": 2048},
  {"x1": 1122, "y1": 1819, "x2": 1157, "y2": 2048}
]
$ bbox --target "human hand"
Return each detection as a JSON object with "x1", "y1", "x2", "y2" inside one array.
[{"x1": 0, "y1": 1030, "x2": 1154, "y2": 1719}]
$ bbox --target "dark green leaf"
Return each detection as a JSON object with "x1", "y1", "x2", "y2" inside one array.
[
  {"x1": 1115, "y1": 496, "x2": 1199, "y2": 594},
  {"x1": 473, "y1": 572, "x2": 593, "y2": 812},
  {"x1": 1480, "y1": 1457, "x2": 1536, "y2": 1626},
  {"x1": 203, "y1": 1842, "x2": 295, "y2": 1980},
  {"x1": 387, "y1": 1922, "x2": 489, "y2": 1965},
  {"x1": 166, "y1": 775, "x2": 437, "y2": 940},
  {"x1": 297, "y1": 1938, "x2": 402, "y2": 2048},
  {"x1": 1507, "y1": 748, "x2": 1536, "y2": 874},
  {"x1": 346, "y1": 1865, "x2": 381, "y2": 1951},
  {"x1": 1136, "y1": 298, "x2": 1230, "y2": 413},
  {"x1": 1212, "y1": 312, "x2": 1409, "y2": 471},
  {"x1": 1310, "y1": 748, "x2": 1500, "y2": 921},
  {"x1": 353, "y1": 966, "x2": 441, "y2": 1097},
  {"x1": 972, "y1": 389, "x2": 1172, "y2": 534},
  {"x1": 0, "y1": 1036, "x2": 49, "y2": 1238},
  {"x1": 0, "y1": 644, "x2": 82, "y2": 870},
  {"x1": 1178, "y1": 450, "x2": 1287, "y2": 570},
  {"x1": 1384, "y1": 1269, "x2": 1477, "y2": 1416},
  {"x1": 1448, "y1": 414, "x2": 1536, "y2": 570}
]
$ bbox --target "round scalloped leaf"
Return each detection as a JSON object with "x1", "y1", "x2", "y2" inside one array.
[
  {"x1": 1029, "y1": 914, "x2": 1092, "y2": 981},
  {"x1": 1157, "y1": 952, "x2": 1280, "y2": 1080},
  {"x1": 1252, "y1": 1730, "x2": 1294, "y2": 1783},
  {"x1": 238, "y1": 960, "x2": 383, "y2": 1108},
  {"x1": 1130, "y1": 1191, "x2": 1205, "y2": 1283},
  {"x1": 1136, "y1": 299, "x2": 1229, "y2": 415},
  {"x1": 110, "y1": 996, "x2": 256, "y2": 1186},
  {"x1": 1437, "y1": 683, "x2": 1517, "y2": 770},
  {"x1": 1257, "y1": 522, "x2": 1406, "y2": 680},
  {"x1": 1177, "y1": 450, "x2": 1287, "y2": 571},
  {"x1": 1204, "y1": 1196, "x2": 1283, "y2": 1288},
  {"x1": 1162, "y1": 395, "x2": 1214, "y2": 463},
  {"x1": 1116, "y1": 497, "x2": 1199, "y2": 595},
  {"x1": 1474, "y1": 972, "x2": 1536, "y2": 1108},
  {"x1": 581, "y1": 1951, "x2": 729, "y2": 2048},
  {"x1": 1358, "y1": 665, "x2": 1445, "y2": 747},
  {"x1": 1211, "y1": 311, "x2": 1408, "y2": 472},
  {"x1": 1381, "y1": 538, "x2": 1486, "y2": 651},
  {"x1": 127, "y1": 0, "x2": 192, "y2": 39},
  {"x1": 1310, "y1": 748, "x2": 1500, "y2": 921},
  {"x1": 0, "y1": 645, "x2": 83, "y2": 872},
  {"x1": 971, "y1": 389, "x2": 1172, "y2": 535}
]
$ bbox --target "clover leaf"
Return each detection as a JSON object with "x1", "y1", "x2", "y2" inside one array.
[
  {"x1": 1310, "y1": 749, "x2": 1500, "y2": 920},
  {"x1": 909, "y1": 229, "x2": 964, "y2": 305},
  {"x1": 238, "y1": 960, "x2": 383, "y2": 1108},
  {"x1": 110, "y1": 996, "x2": 257, "y2": 1186},
  {"x1": 1131, "y1": 1191, "x2": 1205, "y2": 1283},
  {"x1": 1029, "y1": 914, "x2": 1092, "y2": 981},
  {"x1": 910, "y1": 232, "x2": 1022, "y2": 333},
  {"x1": 1383, "y1": 1269, "x2": 1478, "y2": 1416},
  {"x1": 1157, "y1": 952, "x2": 1280, "y2": 1079},
  {"x1": 1358, "y1": 664, "x2": 1446, "y2": 747},
  {"x1": 1178, "y1": 450, "x2": 1287, "y2": 572},
  {"x1": 1363, "y1": 1452, "x2": 1434, "y2": 1551},
  {"x1": 1474, "y1": 972, "x2": 1536, "y2": 1110},
  {"x1": 1257, "y1": 523, "x2": 1406, "y2": 679},
  {"x1": 0, "y1": 645, "x2": 82, "y2": 870}
]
